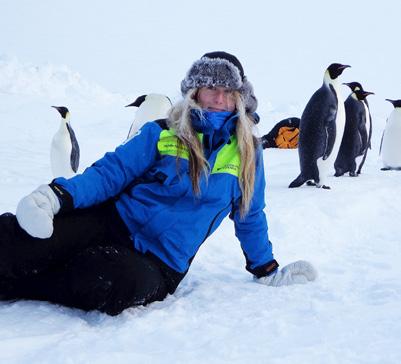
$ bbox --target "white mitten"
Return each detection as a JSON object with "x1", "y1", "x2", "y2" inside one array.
[
  {"x1": 256, "y1": 260, "x2": 317, "y2": 287},
  {"x1": 16, "y1": 185, "x2": 61, "y2": 239}
]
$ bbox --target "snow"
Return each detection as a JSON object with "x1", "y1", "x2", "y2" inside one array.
[{"x1": 1, "y1": 1, "x2": 401, "y2": 363}]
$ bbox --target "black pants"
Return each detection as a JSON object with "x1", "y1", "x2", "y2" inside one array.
[{"x1": 0, "y1": 202, "x2": 178, "y2": 315}]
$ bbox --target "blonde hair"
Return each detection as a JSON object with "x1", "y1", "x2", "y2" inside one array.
[{"x1": 167, "y1": 89, "x2": 258, "y2": 217}]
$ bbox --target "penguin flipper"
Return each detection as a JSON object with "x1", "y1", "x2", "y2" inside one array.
[
  {"x1": 302, "y1": 86, "x2": 337, "y2": 161},
  {"x1": 368, "y1": 113, "x2": 373, "y2": 149},
  {"x1": 66, "y1": 123, "x2": 80, "y2": 173},
  {"x1": 289, "y1": 174, "x2": 307, "y2": 188},
  {"x1": 357, "y1": 125, "x2": 369, "y2": 174},
  {"x1": 322, "y1": 106, "x2": 337, "y2": 160},
  {"x1": 379, "y1": 127, "x2": 385, "y2": 156},
  {"x1": 357, "y1": 111, "x2": 373, "y2": 174},
  {"x1": 127, "y1": 123, "x2": 134, "y2": 140},
  {"x1": 358, "y1": 112, "x2": 368, "y2": 153}
]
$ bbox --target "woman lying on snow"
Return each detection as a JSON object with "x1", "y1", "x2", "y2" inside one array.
[{"x1": 0, "y1": 51, "x2": 316, "y2": 315}]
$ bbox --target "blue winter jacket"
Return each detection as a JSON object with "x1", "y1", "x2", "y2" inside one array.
[{"x1": 54, "y1": 110, "x2": 275, "y2": 275}]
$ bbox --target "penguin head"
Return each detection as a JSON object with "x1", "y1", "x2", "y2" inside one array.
[
  {"x1": 343, "y1": 82, "x2": 363, "y2": 92},
  {"x1": 385, "y1": 99, "x2": 401, "y2": 108},
  {"x1": 52, "y1": 106, "x2": 70, "y2": 119},
  {"x1": 354, "y1": 90, "x2": 374, "y2": 101},
  {"x1": 125, "y1": 94, "x2": 172, "y2": 108},
  {"x1": 327, "y1": 63, "x2": 351, "y2": 80},
  {"x1": 126, "y1": 95, "x2": 147, "y2": 108}
]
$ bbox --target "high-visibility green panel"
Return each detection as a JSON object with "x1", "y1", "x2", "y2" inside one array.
[
  {"x1": 157, "y1": 130, "x2": 240, "y2": 176},
  {"x1": 211, "y1": 136, "x2": 241, "y2": 176},
  {"x1": 157, "y1": 130, "x2": 190, "y2": 159}
]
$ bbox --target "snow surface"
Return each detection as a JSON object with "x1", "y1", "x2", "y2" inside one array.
[{"x1": 1, "y1": 1, "x2": 401, "y2": 363}]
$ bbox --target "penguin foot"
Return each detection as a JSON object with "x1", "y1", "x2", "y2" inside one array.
[
  {"x1": 289, "y1": 174, "x2": 307, "y2": 188},
  {"x1": 315, "y1": 183, "x2": 330, "y2": 189},
  {"x1": 382, "y1": 167, "x2": 401, "y2": 171},
  {"x1": 306, "y1": 181, "x2": 316, "y2": 186},
  {"x1": 334, "y1": 167, "x2": 345, "y2": 177},
  {"x1": 349, "y1": 172, "x2": 358, "y2": 177}
]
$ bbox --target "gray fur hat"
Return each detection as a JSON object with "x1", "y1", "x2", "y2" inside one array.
[{"x1": 181, "y1": 51, "x2": 258, "y2": 113}]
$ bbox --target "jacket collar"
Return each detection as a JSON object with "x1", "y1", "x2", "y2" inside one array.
[
  {"x1": 190, "y1": 109, "x2": 237, "y2": 135},
  {"x1": 190, "y1": 109, "x2": 238, "y2": 157}
]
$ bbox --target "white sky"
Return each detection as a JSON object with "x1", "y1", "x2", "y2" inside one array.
[{"x1": 1, "y1": 0, "x2": 400, "y2": 116}]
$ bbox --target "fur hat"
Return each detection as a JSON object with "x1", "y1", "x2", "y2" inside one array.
[{"x1": 181, "y1": 51, "x2": 258, "y2": 113}]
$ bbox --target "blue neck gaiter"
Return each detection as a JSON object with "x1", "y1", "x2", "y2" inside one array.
[
  {"x1": 201, "y1": 110, "x2": 233, "y2": 130},
  {"x1": 190, "y1": 109, "x2": 237, "y2": 158}
]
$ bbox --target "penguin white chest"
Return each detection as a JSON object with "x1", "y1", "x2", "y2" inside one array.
[
  {"x1": 50, "y1": 127, "x2": 74, "y2": 178},
  {"x1": 331, "y1": 90, "x2": 346, "y2": 161},
  {"x1": 363, "y1": 102, "x2": 371, "y2": 145},
  {"x1": 381, "y1": 110, "x2": 401, "y2": 168}
]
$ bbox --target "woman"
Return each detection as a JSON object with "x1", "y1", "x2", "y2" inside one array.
[{"x1": 0, "y1": 51, "x2": 316, "y2": 315}]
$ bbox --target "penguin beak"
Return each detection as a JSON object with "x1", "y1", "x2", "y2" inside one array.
[
  {"x1": 339, "y1": 65, "x2": 351, "y2": 71},
  {"x1": 342, "y1": 82, "x2": 354, "y2": 90},
  {"x1": 363, "y1": 91, "x2": 374, "y2": 97},
  {"x1": 125, "y1": 102, "x2": 137, "y2": 108}
]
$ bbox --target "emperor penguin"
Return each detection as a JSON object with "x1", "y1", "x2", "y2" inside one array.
[
  {"x1": 289, "y1": 63, "x2": 350, "y2": 189},
  {"x1": 125, "y1": 93, "x2": 172, "y2": 139},
  {"x1": 380, "y1": 99, "x2": 401, "y2": 170},
  {"x1": 334, "y1": 85, "x2": 374, "y2": 177},
  {"x1": 50, "y1": 106, "x2": 80, "y2": 178},
  {"x1": 342, "y1": 82, "x2": 373, "y2": 175}
]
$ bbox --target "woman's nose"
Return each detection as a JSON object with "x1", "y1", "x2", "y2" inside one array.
[{"x1": 214, "y1": 90, "x2": 225, "y2": 103}]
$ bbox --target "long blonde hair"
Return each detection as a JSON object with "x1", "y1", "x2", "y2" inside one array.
[{"x1": 167, "y1": 89, "x2": 258, "y2": 217}]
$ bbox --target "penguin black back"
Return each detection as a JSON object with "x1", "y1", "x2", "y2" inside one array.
[
  {"x1": 299, "y1": 85, "x2": 338, "y2": 162},
  {"x1": 335, "y1": 88, "x2": 374, "y2": 176},
  {"x1": 334, "y1": 95, "x2": 366, "y2": 176},
  {"x1": 355, "y1": 89, "x2": 374, "y2": 174},
  {"x1": 289, "y1": 86, "x2": 338, "y2": 188}
]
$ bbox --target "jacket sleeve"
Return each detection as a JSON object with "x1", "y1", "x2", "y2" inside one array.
[
  {"x1": 53, "y1": 122, "x2": 161, "y2": 209},
  {"x1": 231, "y1": 146, "x2": 279, "y2": 277}
]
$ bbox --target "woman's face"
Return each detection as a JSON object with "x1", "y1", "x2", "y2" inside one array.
[{"x1": 197, "y1": 87, "x2": 236, "y2": 112}]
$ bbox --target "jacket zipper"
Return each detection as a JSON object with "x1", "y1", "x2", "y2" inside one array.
[{"x1": 201, "y1": 199, "x2": 234, "y2": 244}]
